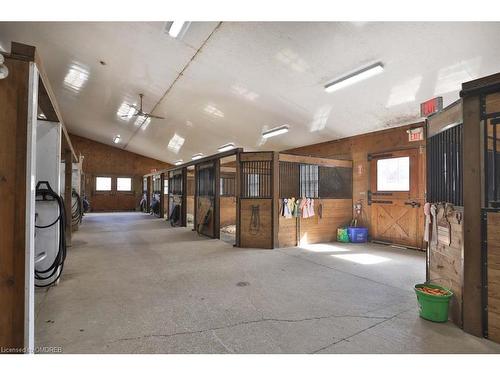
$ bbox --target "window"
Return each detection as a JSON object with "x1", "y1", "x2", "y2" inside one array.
[
  {"x1": 300, "y1": 164, "x2": 319, "y2": 198},
  {"x1": 377, "y1": 157, "x2": 410, "y2": 192},
  {"x1": 164, "y1": 179, "x2": 169, "y2": 195},
  {"x1": 96, "y1": 176, "x2": 112, "y2": 191},
  {"x1": 117, "y1": 177, "x2": 132, "y2": 191}
]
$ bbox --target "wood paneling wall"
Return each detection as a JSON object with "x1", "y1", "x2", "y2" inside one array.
[
  {"x1": 240, "y1": 199, "x2": 273, "y2": 249},
  {"x1": 487, "y1": 211, "x2": 500, "y2": 343},
  {"x1": 0, "y1": 55, "x2": 30, "y2": 350},
  {"x1": 428, "y1": 205, "x2": 464, "y2": 326},
  {"x1": 69, "y1": 134, "x2": 170, "y2": 211},
  {"x1": 285, "y1": 124, "x2": 426, "y2": 234},
  {"x1": 220, "y1": 197, "x2": 236, "y2": 227}
]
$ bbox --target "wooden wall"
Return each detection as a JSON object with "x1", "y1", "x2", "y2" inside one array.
[
  {"x1": 278, "y1": 199, "x2": 352, "y2": 247},
  {"x1": 196, "y1": 196, "x2": 214, "y2": 237},
  {"x1": 0, "y1": 55, "x2": 30, "y2": 350},
  {"x1": 487, "y1": 211, "x2": 500, "y2": 343},
  {"x1": 220, "y1": 196, "x2": 236, "y2": 227},
  {"x1": 70, "y1": 134, "x2": 170, "y2": 211},
  {"x1": 428, "y1": 205, "x2": 464, "y2": 326},
  {"x1": 240, "y1": 199, "x2": 273, "y2": 249},
  {"x1": 285, "y1": 124, "x2": 425, "y2": 234}
]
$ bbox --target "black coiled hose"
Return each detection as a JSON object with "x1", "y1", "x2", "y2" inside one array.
[
  {"x1": 35, "y1": 181, "x2": 67, "y2": 288},
  {"x1": 71, "y1": 189, "x2": 83, "y2": 226}
]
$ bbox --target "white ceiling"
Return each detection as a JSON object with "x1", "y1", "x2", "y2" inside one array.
[{"x1": 1, "y1": 22, "x2": 500, "y2": 163}]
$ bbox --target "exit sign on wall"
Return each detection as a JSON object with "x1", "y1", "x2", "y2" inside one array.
[{"x1": 420, "y1": 97, "x2": 443, "y2": 117}]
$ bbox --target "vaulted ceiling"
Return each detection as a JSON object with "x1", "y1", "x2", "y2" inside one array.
[{"x1": 1, "y1": 22, "x2": 499, "y2": 162}]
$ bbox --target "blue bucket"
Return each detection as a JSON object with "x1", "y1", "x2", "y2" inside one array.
[{"x1": 347, "y1": 227, "x2": 368, "y2": 243}]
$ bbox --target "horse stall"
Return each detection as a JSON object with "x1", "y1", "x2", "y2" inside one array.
[
  {"x1": 186, "y1": 166, "x2": 195, "y2": 228},
  {"x1": 236, "y1": 152, "x2": 353, "y2": 249}
]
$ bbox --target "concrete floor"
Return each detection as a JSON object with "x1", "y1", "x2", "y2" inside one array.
[{"x1": 35, "y1": 212, "x2": 500, "y2": 354}]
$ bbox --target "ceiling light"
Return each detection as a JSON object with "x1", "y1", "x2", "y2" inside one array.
[
  {"x1": 174, "y1": 160, "x2": 183, "y2": 166},
  {"x1": 217, "y1": 143, "x2": 235, "y2": 152},
  {"x1": 262, "y1": 125, "x2": 289, "y2": 139},
  {"x1": 63, "y1": 64, "x2": 89, "y2": 92},
  {"x1": 113, "y1": 135, "x2": 121, "y2": 144},
  {"x1": 38, "y1": 112, "x2": 47, "y2": 120},
  {"x1": 192, "y1": 153, "x2": 203, "y2": 161},
  {"x1": 166, "y1": 21, "x2": 190, "y2": 38},
  {"x1": 167, "y1": 133, "x2": 185, "y2": 153},
  {"x1": 141, "y1": 117, "x2": 151, "y2": 130},
  {"x1": 324, "y1": 62, "x2": 384, "y2": 93}
]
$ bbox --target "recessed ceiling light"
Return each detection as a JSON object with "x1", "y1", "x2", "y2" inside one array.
[
  {"x1": 167, "y1": 133, "x2": 185, "y2": 153},
  {"x1": 63, "y1": 64, "x2": 89, "y2": 92},
  {"x1": 324, "y1": 62, "x2": 384, "y2": 93},
  {"x1": 165, "y1": 21, "x2": 191, "y2": 38},
  {"x1": 174, "y1": 160, "x2": 183, "y2": 166},
  {"x1": 192, "y1": 153, "x2": 204, "y2": 160},
  {"x1": 262, "y1": 125, "x2": 290, "y2": 139},
  {"x1": 217, "y1": 143, "x2": 236, "y2": 152},
  {"x1": 113, "y1": 135, "x2": 121, "y2": 144}
]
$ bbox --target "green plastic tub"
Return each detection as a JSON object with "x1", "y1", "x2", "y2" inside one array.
[
  {"x1": 337, "y1": 227, "x2": 349, "y2": 243},
  {"x1": 414, "y1": 283, "x2": 453, "y2": 323}
]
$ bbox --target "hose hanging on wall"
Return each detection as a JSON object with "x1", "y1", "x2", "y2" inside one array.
[
  {"x1": 35, "y1": 181, "x2": 67, "y2": 288},
  {"x1": 71, "y1": 188, "x2": 83, "y2": 226}
]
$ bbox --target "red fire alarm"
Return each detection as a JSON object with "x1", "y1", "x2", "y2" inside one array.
[{"x1": 420, "y1": 97, "x2": 443, "y2": 117}]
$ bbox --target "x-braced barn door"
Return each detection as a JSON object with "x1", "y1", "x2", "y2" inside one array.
[{"x1": 369, "y1": 148, "x2": 425, "y2": 249}]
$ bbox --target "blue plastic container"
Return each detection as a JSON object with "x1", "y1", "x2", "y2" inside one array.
[{"x1": 347, "y1": 227, "x2": 368, "y2": 243}]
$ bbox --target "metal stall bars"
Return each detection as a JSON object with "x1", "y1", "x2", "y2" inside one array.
[
  {"x1": 168, "y1": 168, "x2": 185, "y2": 226},
  {"x1": 195, "y1": 161, "x2": 218, "y2": 238},
  {"x1": 427, "y1": 123, "x2": 464, "y2": 206}
]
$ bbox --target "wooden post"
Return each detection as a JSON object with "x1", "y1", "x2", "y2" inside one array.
[
  {"x1": 214, "y1": 159, "x2": 221, "y2": 239},
  {"x1": 159, "y1": 173, "x2": 165, "y2": 218},
  {"x1": 181, "y1": 167, "x2": 187, "y2": 227},
  {"x1": 0, "y1": 54, "x2": 30, "y2": 350},
  {"x1": 235, "y1": 150, "x2": 241, "y2": 247},
  {"x1": 193, "y1": 166, "x2": 198, "y2": 230}
]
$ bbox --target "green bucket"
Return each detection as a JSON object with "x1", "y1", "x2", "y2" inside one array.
[
  {"x1": 337, "y1": 227, "x2": 349, "y2": 243},
  {"x1": 414, "y1": 283, "x2": 453, "y2": 323}
]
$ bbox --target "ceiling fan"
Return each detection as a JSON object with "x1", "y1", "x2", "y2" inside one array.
[{"x1": 122, "y1": 93, "x2": 165, "y2": 120}]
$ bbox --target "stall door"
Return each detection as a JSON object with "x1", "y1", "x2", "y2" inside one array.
[
  {"x1": 195, "y1": 161, "x2": 218, "y2": 238},
  {"x1": 369, "y1": 148, "x2": 425, "y2": 248}
]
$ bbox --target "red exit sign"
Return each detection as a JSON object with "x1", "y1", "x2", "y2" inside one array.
[{"x1": 420, "y1": 97, "x2": 443, "y2": 117}]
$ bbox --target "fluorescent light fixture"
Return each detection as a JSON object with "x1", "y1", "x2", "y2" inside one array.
[
  {"x1": 113, "y1": 135, "x2": 121, "y2": 144},
  {"x1": 192, "y1": 153, "x2": 204, "y2": 160},
  {"x1": 174, "y1": 160, "x2": 183, "y2": 166},
  {"x1": 217, "y1": 143, "x2": 235, "y2": 152},
  {"x1": 324, "y1": 62, "x2": 384, "y2": 93},
  {"x1": 262, "y1": 125, "x2": 289, "y2": 139},
  {"x1": 166, "y1": 21, "x2": 190, "y2": 38},
  {"x1": 134, "y1": 115, "x2": 151, "y2": 130},
  {"x1": 167, "y1": 133, "x2": 185, "y2": 153}
]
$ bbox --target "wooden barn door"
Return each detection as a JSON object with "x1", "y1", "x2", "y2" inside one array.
[{"x1": 369, "y1": 148, "x2": 425, "y2": 249}]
